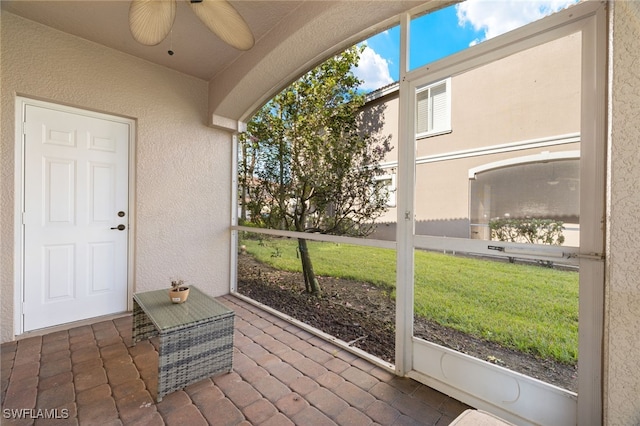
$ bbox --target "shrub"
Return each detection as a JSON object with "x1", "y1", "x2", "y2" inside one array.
[{"x1": 489, "y1": 218, "x2": 565, "y2": 245}]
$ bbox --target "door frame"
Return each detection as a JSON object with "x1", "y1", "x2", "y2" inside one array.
[
  {"x1": 395, "y1": 1, "x2": 606, "y2": 424},
  {"x1": 13, "y1": 97, "x2": 137, "y2": 336}
]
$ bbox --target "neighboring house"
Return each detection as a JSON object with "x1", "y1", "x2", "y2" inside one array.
[{"x1": 363, "y1": 32, "x2": 581, "y2": 247}]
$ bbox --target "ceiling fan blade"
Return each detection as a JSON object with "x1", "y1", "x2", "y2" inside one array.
[
  {"x1": 129, "y1": 0, "x2": 176, "y2": 46},
  {"x1": 189, "y1": 0, "x2": 255, "y2": 51}
]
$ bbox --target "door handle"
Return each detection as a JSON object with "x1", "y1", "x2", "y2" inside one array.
[{"x1": 110, "y1": 224, "x2": 126, "y2": 231}]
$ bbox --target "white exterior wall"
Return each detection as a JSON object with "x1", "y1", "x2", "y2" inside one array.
[
  {"x1": 605, "y1": 2, "x2": 640, "y2": 424},
  {"x1": 0, "y1": 13, "x2": 232, "y2": 343}
]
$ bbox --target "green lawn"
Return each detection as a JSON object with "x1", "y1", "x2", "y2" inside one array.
[{"x1": 240, "y1": 236, "x2": 579, "y2": 364}]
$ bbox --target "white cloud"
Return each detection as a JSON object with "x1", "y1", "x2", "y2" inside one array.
[
  {"x1": 456, "y1": 0, "x2": 578, "y2": 44},
  {"x1": 352, "y1": 44, "x2": 395, "y2": 92}
]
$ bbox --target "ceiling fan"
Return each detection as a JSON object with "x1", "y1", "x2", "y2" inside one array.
[{"x1": 129, "y1": 0, "x2": 254, "y2": 51}]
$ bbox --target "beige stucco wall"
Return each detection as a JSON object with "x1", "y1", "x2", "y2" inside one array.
[
  {"x1": 0, "y1": 13, "x2": 232, "y2": 343},
  {"x1": 605, "y1": 2, "x2": 640, "y2": 424},
  {"x1": 370, "y1": 32, "x2": 581, "y2": 233},
  {"x1": 421, "y1": 31, "x2": 581, "y2": 158}
]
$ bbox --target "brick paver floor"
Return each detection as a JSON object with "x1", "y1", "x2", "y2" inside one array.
[{"x1": 1, "y1": 295, "x2": 470, "y2": 425}]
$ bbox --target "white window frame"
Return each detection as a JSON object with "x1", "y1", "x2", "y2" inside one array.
[
  {"x1": 415, "y1": 77, "x2": 451, "y2": 139},
  {"x1": 374, "y1": 173, "x2": 397, "y2": 207}
]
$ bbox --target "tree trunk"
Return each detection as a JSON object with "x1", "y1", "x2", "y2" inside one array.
[
  {"x1": 240, "y1": 141, "x2": 248, "y2": 222},
  {"x1": 298, "y1": 238, "x2": 321, "y2": 296}
]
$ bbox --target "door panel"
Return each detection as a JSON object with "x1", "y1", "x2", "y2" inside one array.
[
  {"x1": 90, "y1": 163, "x2": 116, "y2": 223},
  {"x1": 45, "y1": 158, "x2": 76, "y2": 224},
  {"x1": 44, "y1": 244, "x2": 75, "y2": 300},
  {"x1": 23, "y1": 104, "x2": 129, "y2": 331},
  {"x1": 402, "y1": 18, "x2": 600, "y2": 425},
  {"x1": 89, "y1": 242, "x2": 116, "y2": 293}
]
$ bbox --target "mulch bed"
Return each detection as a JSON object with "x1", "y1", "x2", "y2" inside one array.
[{"x1": 237, "y1": 253, "x2": 577, "y2": 392}]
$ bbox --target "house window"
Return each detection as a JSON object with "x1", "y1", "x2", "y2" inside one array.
[
  {"x1": 375, "y1": 174, "x2": 396, "y2": 207},
  {"x1": 469, "y1": 159, "x2": 580, "y2": 244},
  {"x1": 416, "y1": 78, "x2": 451, "y2": 138}
]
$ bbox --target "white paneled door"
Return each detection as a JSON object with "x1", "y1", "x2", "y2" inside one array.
[{"x1": 22, "y1": 104, "x2": 130, "y2": 331}]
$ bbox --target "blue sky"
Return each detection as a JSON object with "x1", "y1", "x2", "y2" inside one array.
[{"x1": 353, "y1": 0, "x2": 579, "y2": 92}]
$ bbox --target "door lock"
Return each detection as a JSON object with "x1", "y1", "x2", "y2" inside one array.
[{"x1": 110, "y1": 224, "x2": 126, "y2": 231}]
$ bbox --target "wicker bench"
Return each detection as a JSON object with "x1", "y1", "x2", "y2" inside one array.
[{"x1": 131, "y1": 286, "x2": 234, "y2": 401}]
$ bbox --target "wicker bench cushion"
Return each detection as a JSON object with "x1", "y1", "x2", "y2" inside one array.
[{"x1": 450, "y1": 409, "x2": 514, "y2": 426}]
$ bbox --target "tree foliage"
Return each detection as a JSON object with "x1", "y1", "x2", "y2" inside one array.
[{"x1": 238, "y1": 45, "x2": 392, "y2": 295}]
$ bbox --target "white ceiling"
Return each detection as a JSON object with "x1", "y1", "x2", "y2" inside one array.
[{"x1": 1, "y1": 0, "x2": 304, "y2": 81}]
